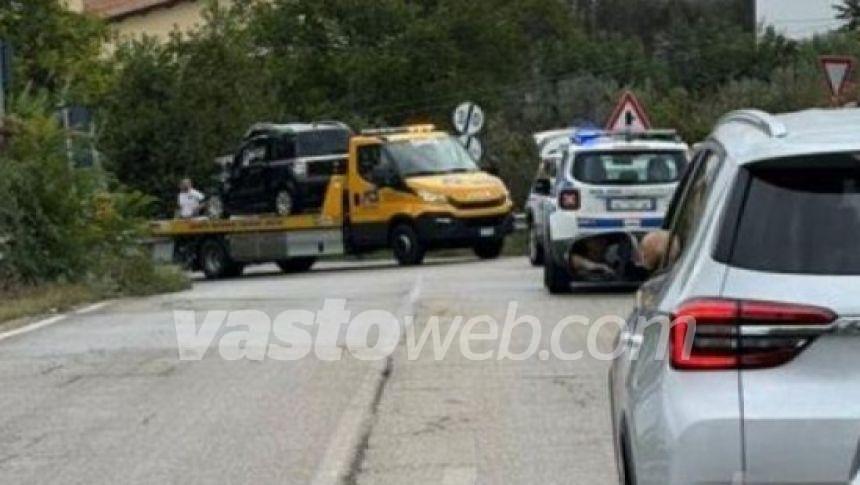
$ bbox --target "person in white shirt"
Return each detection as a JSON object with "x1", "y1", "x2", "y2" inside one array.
[{"x1": 177, "y1": 178, "x2": 206, "y2": 218}]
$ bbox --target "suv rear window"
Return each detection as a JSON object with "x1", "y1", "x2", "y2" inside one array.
[
  {"x1": 730, "y1": 153, "x2": 860, "y2": 274},
  {"x1": 296, "y1": 129, "x2": 349, "y2": 158},
  {"x1": 572, "y1": 150, "x2": 686, "y2": 185}
]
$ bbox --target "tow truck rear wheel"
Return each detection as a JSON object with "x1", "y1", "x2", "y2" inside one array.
[
  {"x1": 200, "y1": 238, "x2": 242, "y2": 279},
  {"x1": 276, "y1": 257, "x2": 317, "y2": 273},
  {"x1": 391, "y1": 224, "x2": 425, "y2": 266},
  {"x1": 474, "y1": 239, "x2": 504, "y2": 259}
]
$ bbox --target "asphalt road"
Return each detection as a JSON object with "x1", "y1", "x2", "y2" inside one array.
[{"x1": 0, "y1": 257, "x2": 634, "y2": 485}]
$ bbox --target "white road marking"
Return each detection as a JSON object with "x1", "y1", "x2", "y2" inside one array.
[
  {"x1": 0, "y1": 300, "x2": 111, "y2": 344},
  {"x1": 0, "y1": 314, "x2": 67, "y2": 343},
  {"x1": 310, "y1": 358, "x2": 388, "y2": 485},
  {"x1": 75, "y1": 301, "x2": 110, "y2": 315},
  {"x1": 311, "y1": 275, "x2": 423, "y2": 485}
]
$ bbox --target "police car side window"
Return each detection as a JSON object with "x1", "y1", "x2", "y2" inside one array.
[
  {"x1": 661, "y1": 150, "x2": 723, "y2": 269},
  {"x1": 545, "y1": 158, "x2": 558, "y2": 180}
]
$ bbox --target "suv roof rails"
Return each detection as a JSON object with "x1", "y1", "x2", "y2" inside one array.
[
  {"x1": 718, "y1": 110, "x2": 788, "y2": 138},
  {"x1": 243, "y1": 120, "x2": 353, "y2": 139},
  {"x1": 360, "y1": 124, "x2": 436, "y2": 136},
  {"x1": 312, "y1": 120, "x2": 354, "y2": 132}
]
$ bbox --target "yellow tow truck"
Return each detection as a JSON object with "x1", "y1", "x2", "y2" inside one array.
[{"x1": 150, "y1": 125, "x2": 514, "y2": 278}]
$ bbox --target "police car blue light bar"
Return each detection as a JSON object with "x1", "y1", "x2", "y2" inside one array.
[{"x1": 571, "y1": 128, "x2": 681, "y2": 145}]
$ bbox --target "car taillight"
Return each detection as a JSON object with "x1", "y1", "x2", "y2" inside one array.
[
  {"x1": 670, "y1": 298, "x2": 836, "y2": 371},
  {"x1": 558, "y1": 189, "x2": 580, "y2": 211}
]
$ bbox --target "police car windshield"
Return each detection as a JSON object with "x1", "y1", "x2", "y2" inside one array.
[
  {"x1": 572, "y1": 150, "x2": 686, "y2": 185},
  {"x1": 385, "y1": 137, "x2": 479, "y2": 177}
]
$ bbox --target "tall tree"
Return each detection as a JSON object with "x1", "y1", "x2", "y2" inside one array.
[
  {"x1": 836, "y1": 0, "x2": 860, "y2": 31},
  {"x1": 0, "y1": 0, "x2": 109, "y2": 104}
]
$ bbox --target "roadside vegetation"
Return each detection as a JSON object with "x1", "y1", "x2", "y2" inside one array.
[
  {"x1": 0, "y1": 1, "x2": 190, "y2": 323},
  {"x1": 1, "y1": 0, "x2": 859, "y2": 320},
  {"x1": 96, "y1": 0, "x2": 860, "y2": 211}
]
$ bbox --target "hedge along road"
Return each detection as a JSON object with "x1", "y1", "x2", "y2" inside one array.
[{"x1": 0, "y1": 257, "x2": 632, "y2": 485}]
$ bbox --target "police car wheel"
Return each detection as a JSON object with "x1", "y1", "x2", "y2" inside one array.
[
  {"x1": 544, "y1": 256, "x2": 572, "y2": 294},
  {"x1": 528, "y1": 224, "x2": 544, "y2": 266},
  {"x1": 391, "y1": 224, "x2": 425, "y2": 266},
  {"x1": 474, "y1": 239, "x2": 504, "y2": 259}
]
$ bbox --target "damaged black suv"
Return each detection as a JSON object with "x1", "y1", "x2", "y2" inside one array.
[{"x1": 208, "y1": 122, "x2": 351, "y2": 218}]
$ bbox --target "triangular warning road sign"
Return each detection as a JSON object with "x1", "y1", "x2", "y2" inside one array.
[
  {"x1": 819, "y1": 55, "x2": 855, "y2": 98},
  {"x1": 606, "y1": 91, "x2": 652, "y2": 131}
]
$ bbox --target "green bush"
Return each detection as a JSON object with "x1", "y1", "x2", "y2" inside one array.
[{"x1": 0, "y1": 94, "x2": 189, "y2": 296}]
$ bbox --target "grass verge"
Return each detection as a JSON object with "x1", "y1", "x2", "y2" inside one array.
[
  {"x1": 0, "y1": 264, "x2": 191, "y2": 326},
  {"x1": 0, "y1": 283, "x2": 98, "y2": 325}
]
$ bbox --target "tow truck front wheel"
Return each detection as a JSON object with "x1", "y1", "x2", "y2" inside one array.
[
  {"x1": 200, "y1": 239, "x2": 243, "y2": 279},
  {"x1": 474, "y1": 239, "x2": 504, "y2": 259},
  {"x1": 391, "y1": 224, "x2": 425, "y2": 266}
]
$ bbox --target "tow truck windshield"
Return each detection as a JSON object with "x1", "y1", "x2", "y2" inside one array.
[{"x1": 385, "y1": 136, "x2": 478, "y2": 178}]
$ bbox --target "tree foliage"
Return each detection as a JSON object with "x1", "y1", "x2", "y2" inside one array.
[
  {"x1": 10, "y1": 0, "x2": 859, "y2": 217},
  {"x1": 837, "y1": 0, "x2": 860, "y2": 32},
  {"x1": 0, "y1": 0, "x2": 110, "y2": 104}
]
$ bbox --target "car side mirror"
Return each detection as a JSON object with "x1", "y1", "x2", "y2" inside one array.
[
  {"x1": 533, "y1": 178, "x2": 551, "y2": 196},
  {"x1": 371, "y1": 164, "x2": 398, "y2": 187}
]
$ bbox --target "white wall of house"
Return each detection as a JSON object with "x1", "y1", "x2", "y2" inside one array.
[{"x1": 756, "y1": 0, "x2": 843, "y2": 39}]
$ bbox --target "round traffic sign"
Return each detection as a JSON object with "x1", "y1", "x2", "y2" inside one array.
[
  {"x1": 459, "y1": 135, "x2": 483, "y2": 161},
  {"x1": 453, "y1": 102, "x2": 484, "y2": 136}
]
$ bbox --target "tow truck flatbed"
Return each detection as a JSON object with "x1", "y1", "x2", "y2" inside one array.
[
  {"x1": 150, "y1": 214, "x2": 342, "y2": 237},
  {"x1": 150, "y1": 126, "x2": 514, "y2": 279}
]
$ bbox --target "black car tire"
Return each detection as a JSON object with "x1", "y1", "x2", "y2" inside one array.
[
  {"x1": 207, "y1": 194, "x2": 228, "y2": 219},
  {"x1": 544, "y1": 252, "x2": 572, "y2": 294},
  {"x1": 527, "y1": 223, "x2": 544, "y2": 266},
  {"x1": 199, "y1": 238, "x2": 241, "y2": 279},
  {"x1": 474, "y1": 239, "x2": 504, "y2": 259},
  {"x1": 391, "y1": 224, "x2": 425, "y2": 266},
  {"x1": 274, "y1": 187, "x2": 297, "y2": 216},
  {"x1": 276, "y1": 257, "x2": 317, "y2": 273}
]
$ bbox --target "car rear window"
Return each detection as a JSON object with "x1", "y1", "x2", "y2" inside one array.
[
  {"x1": 572, "y1": 150, "x2": 686, "y2": 185},
  {"x1": 730, "y1": 153, "x2": 860, "y2": 274},
  {"x1": 296, "y1": 129, "x2": 349, "y2": 158}
]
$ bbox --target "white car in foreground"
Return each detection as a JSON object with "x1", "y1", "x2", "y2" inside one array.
[{"x1": 611, "y1": 108, "x2": 860, "y2": 484}]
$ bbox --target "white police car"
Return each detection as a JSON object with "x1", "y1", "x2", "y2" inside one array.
[{"x1": 534, "y1": 129, "x2": 689, "y2": 293}]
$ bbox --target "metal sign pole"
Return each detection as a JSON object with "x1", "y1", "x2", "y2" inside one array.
[{"x1": 0, "y1": 40, "x2": 6, "y2": 122}]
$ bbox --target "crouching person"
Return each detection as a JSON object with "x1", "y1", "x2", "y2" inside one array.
[{"x1": 568, "y1": 232, "x2": 652, "y2": 283}]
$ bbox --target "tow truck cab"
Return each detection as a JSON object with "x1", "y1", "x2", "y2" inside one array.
[
  {"x1": 345, "y1": 125, "x2": 514, "y2": 263},
  {"x1": 151, "y1": 125, "x2": 514, "y2": 278}
]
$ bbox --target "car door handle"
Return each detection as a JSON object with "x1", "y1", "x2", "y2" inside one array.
[{"x1": 620, "y1": 332, "x2": 643, "y2": 350}]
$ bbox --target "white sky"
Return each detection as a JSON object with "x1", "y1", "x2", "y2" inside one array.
[{"x1": 757, "y1": 0, "x2": 843, "y2": 39}]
